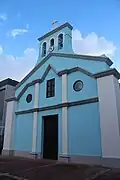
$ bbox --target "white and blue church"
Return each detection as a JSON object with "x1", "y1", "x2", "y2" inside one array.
[{"x1": 3, "y1": 22, "x2": 120, "y2": 167}]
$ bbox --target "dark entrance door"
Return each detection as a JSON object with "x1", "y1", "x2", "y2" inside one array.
[{"x1": 43, "y1": 115, "x2": 58, "y2": 160}]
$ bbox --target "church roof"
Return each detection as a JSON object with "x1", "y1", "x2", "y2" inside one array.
[
  {"x1": 38, "y1": 22, "x2": 73, "y2": 41},
  {"x1": 0, "y1": 78, "x2": 18, "y2": 88},
  {"x1": 15, "y1": 52, "x2": 113, "y2": 90},
  {"x1": 94, "y1": 68, "x2": 120, "y2": 79}
]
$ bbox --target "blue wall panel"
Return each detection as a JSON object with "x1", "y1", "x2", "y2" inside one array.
[
  {"x1": 14, "y1": 113, "x2": 33, "y2": 151},
  {"x1": 68, "y1": 71, "x2": 98, "y2": 102},
  {"x1": 68, "y1": 102, "x2": 101, "y2": 156},
  {"x1": 39, "y1": 69, "x2": 62, "y2": 107},
  {"x1": 17, "y1": 86, "x2": 34, "y2": 111}
]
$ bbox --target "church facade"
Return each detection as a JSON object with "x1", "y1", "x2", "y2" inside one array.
[{"x1": 2, "y1": 22, "x2": 120, "y2": 167}]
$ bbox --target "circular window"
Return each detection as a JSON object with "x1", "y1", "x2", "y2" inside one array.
[
  {"x1": 26, "y1": 94, "x2": 32, "y2": 103},
  {"x1": 73, "y1": 80, "x2": 83, "y2": 92}
]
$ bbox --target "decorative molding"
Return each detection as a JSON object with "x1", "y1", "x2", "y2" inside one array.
[
  {"x1": 15, "y1": 52, "x2": 112, "y2": 90},
  {"x1": 58, "y1": 67, "x2": 94, "y2": 78},
  {"x1": 41, "y1": 65, "x2": 59, "y2": 82},
  {"x1": 16, "y1": 65, "x2": 59, "y2": 100},
  {"x1": 0, "y1": 88, "x2": 6, "y2": 91},
  {"x1": 94, "y1": 68, "x2": 120, "y2": 79},
  {"x1": 16, "y1": 80, "x2": 41, "y2": 101},
  {"x1": 52, "y1": 53, "x2": 113, "y2": 66},
  {"x1": 15, "y1": 66, "x2": 120, "y2": 101},
  {"x1": 15, "y1": 53, "x2": 52, "y2": 90},
  {"x1": 15, "y1": 97, "x2": 99, "y2": 115},
  {"x1": 16, "y1": 108, "x2": 38, "y2": 115},
  {"x1": 69, "y1": 97, "x2": 98, "y2": 106},
  {"x1": 38, "y1": 22, "x2": 73, "y2": 41},
  {"x1": 0, "y1": 78, "x2": 18, "y2": 88},
  {"x1": 16, "y1": 65, "x2": 94, "y2": 101},
  {"x1": 6, "y1": 97, "x2": 17, "y2": 102}
]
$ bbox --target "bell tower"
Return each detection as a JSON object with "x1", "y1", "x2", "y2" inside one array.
[{"x1": 36, "y1": 22, "x2": 74, "y2": 65}]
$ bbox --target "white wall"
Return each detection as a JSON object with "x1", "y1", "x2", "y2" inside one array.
[
  {"x1": 3, "y1": 100, "x2": 15, "y2": 150},
  {"x1": 97, "y1": 75, "x2": 120, "y2": 158}
]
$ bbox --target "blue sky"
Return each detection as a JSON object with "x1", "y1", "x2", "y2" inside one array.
[{"x1": 0, "y1": 0, "x2": 120, "y2": 80}]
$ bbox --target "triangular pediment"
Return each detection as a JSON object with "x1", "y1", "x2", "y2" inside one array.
[
  {"x1": 15, "y1": 52, "x2": 113, "y2": 90},
  {"x1": 17, "y1": 65, "x2": 59, "y2": 100}
]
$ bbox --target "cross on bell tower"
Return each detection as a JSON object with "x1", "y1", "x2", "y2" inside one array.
[{"x1": 52, "y1": 20, "x2": 59, "y2": 29}]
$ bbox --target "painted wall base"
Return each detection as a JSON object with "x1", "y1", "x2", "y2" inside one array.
[
  {"x1": 69, "y1": 155, "x2": 101, "y2": 165},
  {"x1": 2, "y1": 150, "x2": 41, "y2": 160},
  {"x1": 2, "y1": 151, "x2": 120, "y2": 168},
  {"x1": 101, "y1": 158, "x2": 120, "y2": 168},
  {"x1": 59, "y1": 155, "x2": 70, "y2": 162},
  {"x1": 2, "y1": 149, "x2": 14, "y2": 156}
]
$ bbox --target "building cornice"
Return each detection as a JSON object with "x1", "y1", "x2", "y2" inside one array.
[{"x1": 15, "y1": 97, "x2": 98, "y2": 115}]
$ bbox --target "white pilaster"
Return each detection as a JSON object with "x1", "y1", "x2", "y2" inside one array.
[
  {"x1": 62, "y1": 74, "x2": 68, "y2": 155},
  {"x1": 62, "y1": 107, "x2": 68, "y2": 154},
  {"x1": 32, "y1": 83, "x2": 39, "y2": 153},
  {"x1": 3, "y1": 100, "x2": 15, "y2": 151},
  {"x1": 97, "y1": 75, "x2": 120, "y2": 158},
  {"x1": 34, "y1": 83, "x2": 39, "y2": 108},
  {"x1": 62, "y1": 74, "x2": 67, "y2": 103}
]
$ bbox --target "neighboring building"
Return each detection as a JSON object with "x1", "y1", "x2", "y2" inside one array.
[
  {"x1": 2, "y1": 22, "x2": 120, "y2": 167},
  {"x1": 0, "y1": 78, "x2": 18, "y2": 154}
]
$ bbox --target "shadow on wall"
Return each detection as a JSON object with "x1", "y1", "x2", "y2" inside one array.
[{"x1": 0, "y1": 133, "x2": 4, "y2": 155}]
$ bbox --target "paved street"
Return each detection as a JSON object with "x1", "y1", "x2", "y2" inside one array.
[{"x1": 0, "y1": 156, "x2": 120, "y2": 180}]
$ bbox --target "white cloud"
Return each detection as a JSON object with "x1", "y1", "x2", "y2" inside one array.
[
  {"x1": 0, "y1": 29, "x2": 116, "y2": 81},
  {"x1": 0, "y1": 46, "x2": 3, "y2": 54},
  {"x1": 7, "y1": 24, "x2": 29, "y2": 38},
  {"x1": 72, "y1": 29, "x2": 116, "y2": 58},
  {"x1": 0, "y1": 13, "x2": 7, "y2": 21},
  {"x1": 0, "y1": 46, "x2": 38, "y2": 81}
]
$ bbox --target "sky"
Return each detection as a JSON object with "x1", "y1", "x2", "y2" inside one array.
[{"x1": 0, "y1": 0, "x2": 120, "y2": 81}]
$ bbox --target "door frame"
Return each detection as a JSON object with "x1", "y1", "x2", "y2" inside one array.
[{"x1": 41, "y1": 114, "x2": 58, "y2": 159}]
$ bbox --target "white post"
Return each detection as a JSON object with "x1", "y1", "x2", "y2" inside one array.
[
  {"x1": 32, "y1": 83, "x2": 39, "y2": 153},
  {"x1": 3, "y1": 100, "x2": 15, "y2": 155},
  {"x1": 97, "y1": 75, "x2": 120, "y2": 158},
  {"x1": 61, "y1": 74, "x2": 68, "y2": 156}
]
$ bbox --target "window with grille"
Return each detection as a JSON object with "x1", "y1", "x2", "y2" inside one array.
[
  {"x1": 50, "y1": 38, "x2": 54, "y2": 47},
  {"x1": 46, "y1": 78, "x2": 55, "y2": 98},
  {"x1": 58, "y1": 34, "x2": 63, "y2": 50},
  {"x1": 42, "y1": 42, "x2": 47, "y2": 57}
]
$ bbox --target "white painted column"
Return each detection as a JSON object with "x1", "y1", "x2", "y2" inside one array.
[
  {"x1": 3, "y1": 100, "x2": 15, "y2": 153},
  {"x1": 61, "y1": 74, "x2": 68, "y2": 155},
  {"x1": 32, "y1": 83, "x2": 39, "y2": 153},
  {"x1": 97, "y1": 75, "x2": 120, "y2": 158}
]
